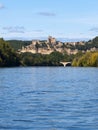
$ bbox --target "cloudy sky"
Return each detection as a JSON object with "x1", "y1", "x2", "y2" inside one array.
[{"x1": 0, "y1": 0, "x2": 98, "y2": 41}]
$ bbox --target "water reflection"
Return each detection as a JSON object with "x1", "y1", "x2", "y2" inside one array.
[{"x1": 0, "y1": 67, "x2": 98, "y2": 130}]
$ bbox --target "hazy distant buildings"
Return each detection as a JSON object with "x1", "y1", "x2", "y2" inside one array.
[
  {"x1": 19, "y1": 36, "x2": 92, "y2": 55},
  {"x1": 47, "y1": 36, "x2": 56, "y2": 44}
]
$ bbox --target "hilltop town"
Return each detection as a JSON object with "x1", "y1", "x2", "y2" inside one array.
[
  {"x1": 19, "y1": 36, "x2": 83, "y2": 55},
  {"x1": 0, "y1": 36, "x2": 98, "y2": 67},
  {"x1": 19, "y1": 36, "x2": 97, "y2": 55}
]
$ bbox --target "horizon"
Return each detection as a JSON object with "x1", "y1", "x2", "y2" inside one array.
[
  {"x1": 3, "y1": 36, "x2": 90, "y2": 42},
  {"x1": 0, "y1": 0, "x2": 98, "y2": 41}
]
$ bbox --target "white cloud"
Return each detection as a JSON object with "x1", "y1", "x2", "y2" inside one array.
[
  {"x1": 37, "y1": 12, "x2": 56, "y2": 17},
  {"x1": 89, "y1": 27, "x2": 98, "y2": 32},
  {"x1": 1, "y1": 30, "x2": 92, "y2": 41},
  {"x1": 0, "y1": 3, "x2": 4, "y2": 9},
  {"x1": 32, "y1": 30, "x2": 43, "y2": 33},
  {"x1": 2, "y1": 26, "x2": 25, "y2": 33}
]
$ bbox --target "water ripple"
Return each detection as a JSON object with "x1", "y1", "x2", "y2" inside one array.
[{"x1": 0, "y1": 67, "x2": 98, "y2": 130}]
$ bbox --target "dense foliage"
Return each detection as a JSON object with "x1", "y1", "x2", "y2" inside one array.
[
  {"x1": 20, "y1": 51, "x2": 74, "y2": 66},
  {"x1": 0, "y1": 39, "x2": 74, "y2": 67},
  {"x1": 6, "y1": 40, "x2": 31, "y2": 51},
  {"x1": 65, "y1": 36, "x2": 98, "y2": 51},
  {"x1": 0, "y1": 38, "x2": 20, "y2": 67},
  {"x1": 72, "y1": 51, "x2": 98, "y2": 67},
  {"x1": 0, "y1": 36, "x2": 98, "y2": 67}
]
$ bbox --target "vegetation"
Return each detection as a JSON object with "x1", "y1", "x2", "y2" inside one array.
[
  {"x1": 72, "y1": 51, "x2": 98, "y2": 67},
  {"x1": 0, "y1": 38, "x2": 20, "y2": 67},
  {"x1": 6, "y1": 40, "x2": 31, "y2": 51},
  {"x1": 0, "y1": 36, "x2": 98, "y2": 67},
  {"x1": 0, "y1": 39, "x2": 74, "y2": 67},
  {"x1": 20, "y1": 51, "x2": 74, "y2": 66},
  {"x1": 63, "y1": 36, "x2": 98, "y2": 67},
  {"x1": 65, "y1": 36, "x2": 98, "y2": 51}
]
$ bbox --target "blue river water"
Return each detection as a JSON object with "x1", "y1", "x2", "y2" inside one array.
[{"x1": 0, "y1": 67, "x2": 98, "y2": 130}]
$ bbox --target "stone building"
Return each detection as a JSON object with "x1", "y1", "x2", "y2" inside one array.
[{"x1": 48, "y1": 36, "x2": 56, "y2": 44}]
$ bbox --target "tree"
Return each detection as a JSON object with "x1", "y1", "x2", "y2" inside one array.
[
  {"x1": 72, "y1": 51, "x2": 98, "y2": 67},
  {"x1": 0, "y1": 38, "x2": 20, "y2": 67}
]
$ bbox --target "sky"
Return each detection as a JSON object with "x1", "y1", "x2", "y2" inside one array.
[{"x1": 0, "y1": 0, "x2": 98, "y2": 41}]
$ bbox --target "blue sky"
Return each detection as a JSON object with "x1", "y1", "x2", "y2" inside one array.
[{"x1": 0, "y1": 0, "x2": 98, "y2": 41}]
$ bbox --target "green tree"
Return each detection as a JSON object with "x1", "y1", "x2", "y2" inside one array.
[
  {"x1": 0, "y1": 38, "x2": 20, "y2": 67},
  {"x1": 72, "y1": 51, "x2": 98, "y2": 67}
]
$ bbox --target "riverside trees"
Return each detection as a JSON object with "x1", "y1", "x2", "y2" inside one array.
[
  {"x1": 0, "y1": 38, "x2": 20, "y2": 67},
  {"x1": 72, "y1": 52, "x2": 98, "y2": 67},
  {"x1": 0, "y1": 37, "x2": 98, "y2": 67}
]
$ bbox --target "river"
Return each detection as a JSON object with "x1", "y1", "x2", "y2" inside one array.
[{"x1": 0, "y1": 67, "x2": 98, "y2": 130}]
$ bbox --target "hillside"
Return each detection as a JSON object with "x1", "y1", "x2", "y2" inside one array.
[
  {"x1": 0, "y1": 38, "x2": 20, "y2": 67},
  {"x1": 1, "y1": 37, "x2": 98, "y2": 67},
  {"x1": 6, "y1": 40, "x2": 31, "y2": 51},
  {"x1": 18, "y1": 36, "x2": 80, "y2": 55},
  {"x1": 7, "y1": 36, "x2": 98, "y2": 55}
]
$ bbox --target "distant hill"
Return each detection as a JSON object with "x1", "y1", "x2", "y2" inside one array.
[
  {"x1": 1, "y1": 37, "x2": 98, "y2": 67},
  {"x1": 19, "y1": 36, "x2": 98, "y2": 55},
  {"x1": 6, "y1": 40, "x2": 31, "y2": 51},
  {"x1": 6, "y1": 36, "x2": 98, "y2": 55}
]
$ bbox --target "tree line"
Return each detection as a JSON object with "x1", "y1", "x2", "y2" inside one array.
[
  {"x1": 20, "y1": 51, "x2": 74, "y2": 66},
  {"x1": 0, "y1": 38, "x2": 20, "y2": 67},
  {"x1": 0, "y1": 38, "x2": 98, "y2": 67},
  {"x1": 0, "y1": 38, "x2": 74, "y2": 67},
  {"x1": 6, "y1": 36, "x2": 98, "y2": 52},
  {"x1": 72, "y1": 52, "x2": 98, "y2": 67}
]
